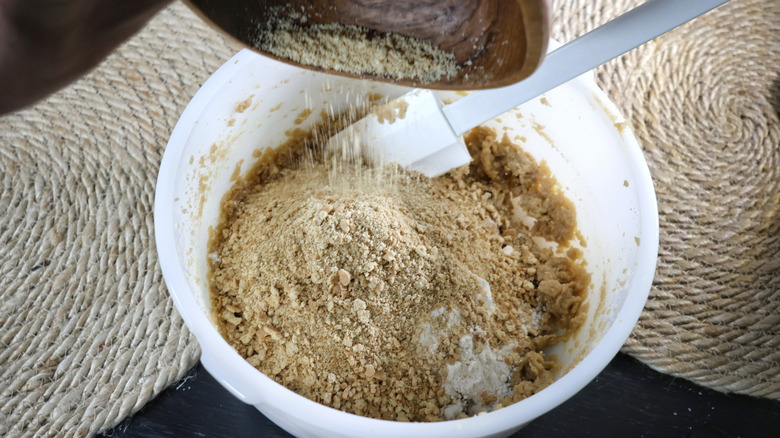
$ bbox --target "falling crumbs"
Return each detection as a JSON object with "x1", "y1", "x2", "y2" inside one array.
[{"x1": 210, "y1": 115, "x2": 590, "y2": 422}]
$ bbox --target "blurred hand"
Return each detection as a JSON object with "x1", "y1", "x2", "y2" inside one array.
[{"x1": 0, "y1": 0, "x2": 172, "y2": 114}]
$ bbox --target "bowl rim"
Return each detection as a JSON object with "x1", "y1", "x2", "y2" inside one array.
[{"x1": 153, "y1": 48, "x2": 659, "y2": 436}]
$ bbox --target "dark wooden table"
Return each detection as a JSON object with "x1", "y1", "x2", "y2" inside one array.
[{"x1": 102, "y1": 353, "x2": 779, "y2": 438}]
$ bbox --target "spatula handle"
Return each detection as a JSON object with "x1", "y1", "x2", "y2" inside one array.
[{"x1": 442, "y1": 0, "x2": 730, "y2": 136}]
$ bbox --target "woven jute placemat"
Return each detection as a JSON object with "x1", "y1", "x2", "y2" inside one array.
[
  {"x1": 0, "y1": 4, "x2": 240, "y2": 437},
  {"x1": 0, "y1": 0, "x2": 777, "y2": 436},
  {"x1": 552, "y1": 0, "x2": 779, "y2": 398}
]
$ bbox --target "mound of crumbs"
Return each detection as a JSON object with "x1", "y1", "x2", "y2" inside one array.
[{"x1": 209, "y1": 119, "x2": 590, "y2": 422}]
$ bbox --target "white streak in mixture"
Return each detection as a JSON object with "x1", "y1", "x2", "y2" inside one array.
[
  {"x1": 475, "y1": 275, "x2": 495, "y2": 314},
  {"x1": 443, "y1": 335, "x2": 514, "y2": 419}
]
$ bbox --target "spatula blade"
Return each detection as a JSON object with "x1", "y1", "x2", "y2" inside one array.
[{"x1": 326, "y1": 89, "x2": 471, "y2": 177}]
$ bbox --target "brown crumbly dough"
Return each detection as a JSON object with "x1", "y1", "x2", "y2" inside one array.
[
  {"x1": 373, "y1": 99, "x2": 408, "y2": 124},
  {"x1": 255, "y1": 10, "x2": 459, "y2": 84},
  {"x1": 210, "y1": 120, "x2": 589, "y2": 422}
]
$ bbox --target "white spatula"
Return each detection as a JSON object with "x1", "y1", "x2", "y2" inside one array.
[{"x1": 327, "y1": 0, "x2": 729, "y2": 177}]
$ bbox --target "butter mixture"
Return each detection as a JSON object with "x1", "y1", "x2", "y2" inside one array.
[{"x1": 209, "y1": 118, "x2": 589, "y2": 421}]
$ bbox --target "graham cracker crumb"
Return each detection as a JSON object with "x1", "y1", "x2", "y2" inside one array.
[
  {"x1": 209, "y1": 114, "x2": 589, "y2": 422},
  {"x1": 255, "y1": 8, "x2": 459, "y2": 84}
]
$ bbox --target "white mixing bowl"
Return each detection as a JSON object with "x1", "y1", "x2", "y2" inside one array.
[{"x1": 154, "y1": 48, "x2": 658, "y2": 438}]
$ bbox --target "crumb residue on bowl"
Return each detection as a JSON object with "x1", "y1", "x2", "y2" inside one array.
[
  {"x1": 208, "y1": 113, "x2": 590, "y2": 422},
  {"x1": 293, "y1": 108, "x2": 314, "y2": 125},
  {"x1": 236, "y1": 95, "x2": 254, "y2": 113}
]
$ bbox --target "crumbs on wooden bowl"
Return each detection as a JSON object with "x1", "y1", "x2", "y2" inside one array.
[{"x1": 254, "y1": 6, "x2": 459, "y2": 84}]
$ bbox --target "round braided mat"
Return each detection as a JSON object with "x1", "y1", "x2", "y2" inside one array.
[
  {"x1": 0, "y1": 4, "x2": 240, "y2": 437},
  {"x1": 0, "y1": 1, "x2": 777, "y2": 436},
  {"x1": 552, "y1": 0, "x2": 780, "y2": 399}
]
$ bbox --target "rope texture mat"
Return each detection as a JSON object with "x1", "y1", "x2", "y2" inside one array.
[
  {"x1": 0, "y1": 4, "x2": 240, "y2": 437},
  {"x1": 552, "y1": 0, "x2": 779, "y2": 399},
  {"x1": 0, "y1": 0, "x2": 777, "y2": 436}
]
